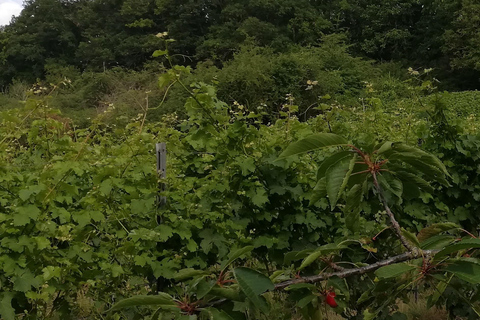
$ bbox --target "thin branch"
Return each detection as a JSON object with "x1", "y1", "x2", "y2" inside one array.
[
  {"x1": 372, "y1": 172, "x2": 416, "y2": 252},
  {"x1": 275, "y1": 250, "x2": 437, "y2": 290}
]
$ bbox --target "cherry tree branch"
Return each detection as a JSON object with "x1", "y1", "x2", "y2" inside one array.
[
  {"x1": 371, "y1": 172, "x2": 416, "y2": 252},
  {"x1": 275, "y1": 250, "x2": 437, "y2": 290}
]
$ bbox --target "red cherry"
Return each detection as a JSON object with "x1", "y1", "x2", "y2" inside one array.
[{"x1": 325, "y1": 291, "x2": 338, "y2": 308}]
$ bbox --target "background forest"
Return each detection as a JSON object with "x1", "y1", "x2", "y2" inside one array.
[{"x1": 2, "y1": 0, "x2": 480, "y2": 320}]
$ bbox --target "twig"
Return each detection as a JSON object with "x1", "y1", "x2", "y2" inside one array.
[
  {"x1": 274, "y1": 250, "x2": 437, "y2": 290},
  {"x1": 372, "y1": 172, "x2": 416, "y2": 252}
]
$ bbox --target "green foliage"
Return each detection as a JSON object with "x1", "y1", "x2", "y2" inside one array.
[
  {"x1": 3, "y1": 52, "x2": 480, "y2": 320},
  {"x1": 444, "y1": 0, "x2": 480, "y2": 71}
]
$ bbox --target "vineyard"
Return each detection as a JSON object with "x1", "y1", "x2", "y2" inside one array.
[
  {"x1": 1, "y1": 61, "x2": 480, "y2": 319},
  {"x1": 2, "y1": 0, "x2": 480, "y2": 319}
]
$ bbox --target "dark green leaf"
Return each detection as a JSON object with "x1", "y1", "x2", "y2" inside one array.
[
  {"x1": 417, "y1": 223, "x2": 459, "y2": 242},
  {"x1": 151, "y1": 307, "x2": 163, "y2": 320},
  {"x1": 107, "y1": 294, "x2": 176, "y2": 312},
  {"x1": 435, "y1": 238, "x2": 480, "y2": 258},
  {"x1": 234, "y1": 267, "x2": 274, "y2": 313},
  {"x1": 278, "y1": 134, "x2": 348, "y2": 159},
  {"x1": 299, "y1": 244, "x2": 347, "y2": 270},
  {"x1": 376, "y1": 141, "x2": 393, "y2": 155},
  {"x1": 316, "y1": 151, "x2": 353, "y2": 180},
  {"x1": 401, "y1": 229, "x2": 421, "y2": 248},
  {"x1": 344, "y1": 184, "x2": 363, "y2": 233},
  {"x1": 326, "y1": 155, "x2": 356, "y2": 208},
  {"x1": 221, "y1": 246, "x2": 254, "y2": 270},
  {"x1": 375, "y1": 263, "x2": 416, "y2": 279},
  {"x1": 173, "y1": 268, "x2": 207, "y2": 281},
  {"x1": 152, "y1": 50, "x2": 168, "y2": 57},
  {"x1": 444, "y1": 259, "x2": 480, "y2": 284},
  {"x1": 284, "y1": 249, "x2": 314, "y2": 265},
  {"x1": 420, "y1": 235, "x2": 456, "y2": 250}
]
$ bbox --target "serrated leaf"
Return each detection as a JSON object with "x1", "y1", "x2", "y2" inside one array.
[
  {"x1": 107, "y1": 294, "x2": 176, "y2": 312},
  {"x1": 376, "y1": 141, "x2": 393, "y2": 155},
  {"x1": 435, "y1": 238, "x2": 480, "y2": 259},
  {"x1": 328, "y1": 276, "x2": 350, "y2": 299},
  {"x1": 326, "y1": 155, "x2": 356, "y2": 208},
  {"x1": 269, "y1": 270, "x2": 284, "y2": 282},
  {"x1": 221, "y1": 246, "x2": 254, "y2": 270},
  {"x1": 209, "y1": 287, "x2": 242, "y2": 301},
  {"x1": 428, "y1": 274, "x2": 452, "y2": 308},
  {"x1": 401, "y1": 229, "x2": 421, "y2": 248},
  {"x1": 299, "y1": 251, "x2": 324, "y2": 271},
  {"x1": 310, "y1": 178, "x2": 326, "y2": 205},
  {"x1": 299, "y1": 244, "x2": 347, "y2": 270},
  {"x1": 234, "y1": 267, "x2": 274, "y2": 313},
  {"x1": 387, "y1": 150, "x2": 449, "y2": 185},
  {"x1": 196, "y1": 279, "x2": 216, "y2": 299},
  {"x1": 357, "y1": 288, "x2": 373, "y2": 304},
  {"x1": 284, "y1": 249, "x2": 314, "y2": 265},
  {"x1": 444, "y1": 259, "x2": 480, "y2": 284},
  {"x1": 203, "y1": 308, "x2": 235, "y2": 320},
  {"x1": 285, "y1": 283, "x2": 316, "y2": 291},
  {"x1": 316, "y1": 151, "x2": 353, "y2": 180},
  {"x1": 420, "y1": 234, "x2": 456, "y2": 250},
  {"x1": 378, "y1": 173, "x2": 403, "y2": 199},
  {"x1": 344, "y1": 184, "x2": 363, "y2": 233},
  {"x1": 297, "y1": 294, "x2": 316, "y2": 308},
  {"x1": 151, "y1": 307, "x2": 163, "y2": 320},
  {"x1": 375, "y1": 263, "x2": 416, "y2": 279},
  {"x1": 173, "y1": 269, "x2": 207, "y2": 281},
  {"x1": 390, "y1": 143, "x2": 448, "y2": 174},
  {"x1": 393, "y1": 171, "x2": 434, "y2": 194},
  {"x1": 278, "y1": 133, "x2": 348, "y2": 159},
  {"x1": 417, "y1": 223, "x2": 459, "y2": 242}
]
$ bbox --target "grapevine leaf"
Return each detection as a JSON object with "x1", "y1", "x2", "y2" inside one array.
[
  {"x1": 278, "y1": 133, "x2": 348, "y2": 159},
  {"x1": 234, "y1": 267, "x2": 274, "y2": 313},
  {"x1": 0, "y1": 292, "x2": 15, "y2": 320},
  {"x1": 375, "y1": 263, "x2": 416, "y2": 279},
  {"x1": 152, "y1": 50, "x2": 168, "y2": 57}
]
